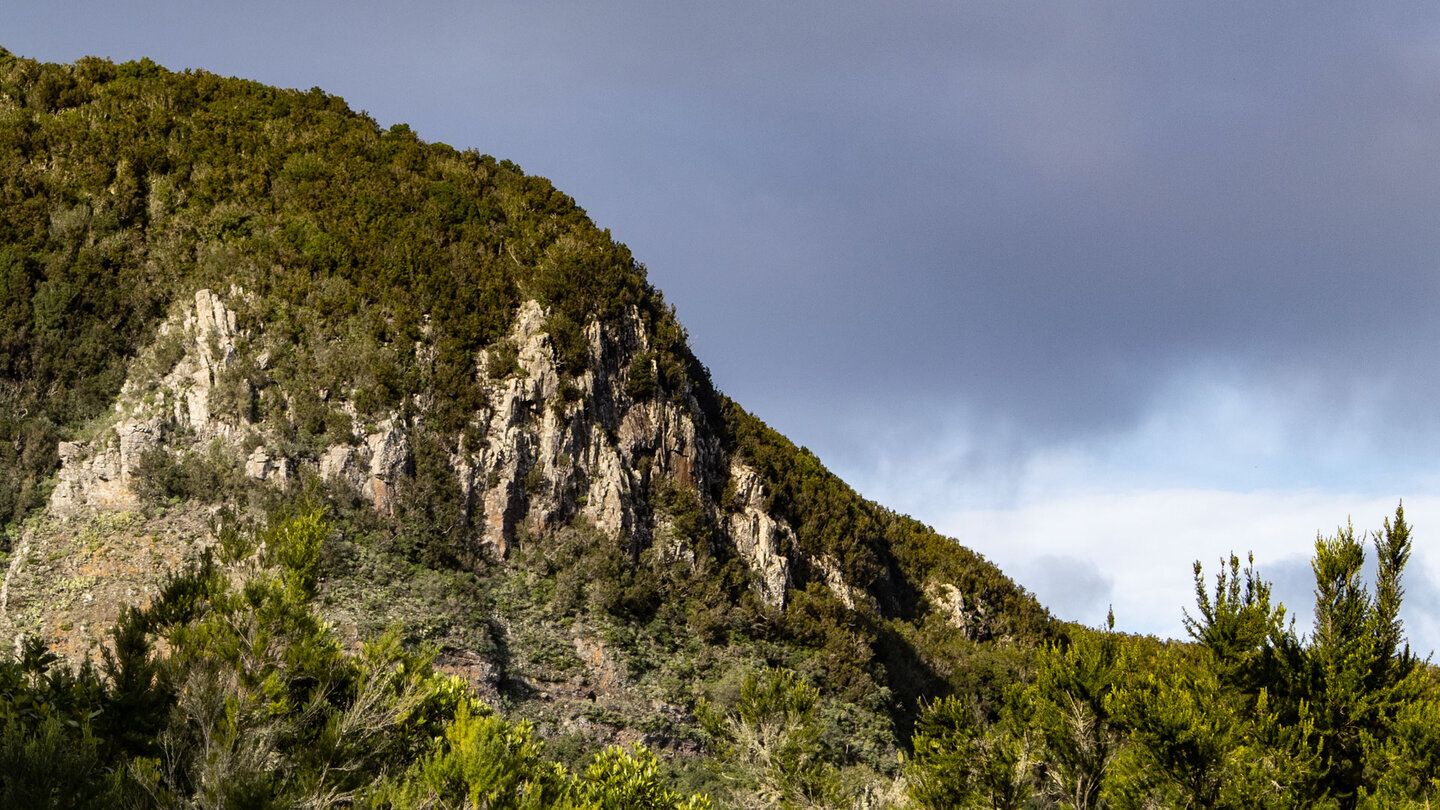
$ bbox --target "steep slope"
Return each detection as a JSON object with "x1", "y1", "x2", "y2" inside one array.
[{"x1": 0, "y1": 49, "x2": 1054, "y2": 762}]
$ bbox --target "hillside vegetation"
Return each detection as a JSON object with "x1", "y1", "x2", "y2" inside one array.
[{"x1": 1, "y1": 49, "x2": 1438, "y2": 808}]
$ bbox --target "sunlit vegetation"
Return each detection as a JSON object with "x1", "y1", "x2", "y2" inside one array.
[
  {"x1": 0, "y1": 45, "x2": 1052, "y2": 745},
  {"x1": 906, "y1": 504, "x2": 1440, "y2": 809},
  {"x1": 6, "y1": 503, "x2": 1435, "y2": 807},
  {"x1": 0, "y1": 509, "x2": 714, "y2": 808}
]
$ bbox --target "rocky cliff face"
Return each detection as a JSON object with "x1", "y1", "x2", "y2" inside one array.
[
  {"x1": 49, "y1": 288, "x2": 244, "y2": 512},
  {"x1": 7, "y1": 287, "x2": 808, "y2": 655},
  {"x1": 449, "y1": 298, "x2": 728, "y2": 558}
]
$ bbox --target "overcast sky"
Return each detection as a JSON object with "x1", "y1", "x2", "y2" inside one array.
[{"x1": 11, "y1": 2, "x2": 1440, "y2": 653}]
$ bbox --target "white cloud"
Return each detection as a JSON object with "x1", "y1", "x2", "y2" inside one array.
[
  {"x1": 931, "y1": 489, "x2": 1440, "y2": 657},
  {"x1": 818, "y1": 370, "x2": 1440, "y2": 657}
]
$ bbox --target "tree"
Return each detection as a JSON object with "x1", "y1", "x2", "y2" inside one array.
[
  {"x1": 1304, "y1": 505, "x2": 1419, "y2": 808},
  {"x1": 1364, "y1": 668, "x2": 1440, "y2": 807},
  {"x1": 1116, "y1": 642, "x2": 1324, "y2": 810},
  {"x1": 1177, "y1": 504, "x2": 1427, "y2": 808},
  {"x1": 1022, "y1": 625, "x2": 1133, "y2": 810},
  {"x1": 1183, "y1": 552, "x2": 1287, "y2": 691},
  {"x1": 697, "y1": 668, "x2": 842, "y2": 809},
  {"x1": 908, "y1": 695, "x2": 1034, "y2": 810}
]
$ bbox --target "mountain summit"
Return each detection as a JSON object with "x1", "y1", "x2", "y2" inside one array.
[{"x1": 0, "y1": 48, "x2": 1051, "y2": 791}]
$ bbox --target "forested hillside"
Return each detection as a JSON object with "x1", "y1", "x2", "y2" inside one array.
[{"x1": 1, "y1": 48, "x2": 1437, "y2": 808}]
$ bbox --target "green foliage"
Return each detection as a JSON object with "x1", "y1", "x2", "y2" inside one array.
[
  {"x1": 578, "y1": 745, "x2": 713, "y2": 810},
  {"x1": 780, "y1": 585, "x2": 885, "y2": 704},
  {"x1": 1364, "y1": 668, "x2": 1440, "y2": 807},
  {"x1": 1300, "y1": 506, "x2": 1421, "y2": 807},
  {"x1": 906, "y1": 515, "x2": 1440, "y2": 810},
  {"x1": 97, "y1": 604, "x2": 171, "y2": 759},
  {"x1": 392, "y1": 431, "x2": 475, "y2": 570},
  {"x1": 486, "y1": 338, "x2": 522, "y2": 379},
  {"x1": 375, "y1": 704, "x2": 713, "y2": 810},
  {"x1": 398, "y1": 700, "x2": 574, "y2": 809},
  {"x1": 0, "y1": 714, "x2": 132, "y2": 808},
  {"x1": 697, "y1": 667, "x2": 844, "y2": 809},
  {"x1": 907, "y1": 695, "x2": 1034, "y2": 810},
  {"x1": 0, "y1": 49, "x2": 691, "y2": 533},
  {"x1": 18, "y1": 50, "x2": 1440, "y2": 810},
  {"x1": 655, "y1": 481, "x2": 716, "y2": 559},
  {"x1": 0, "y1": 507, "x2": 713, "y2": 809},
  {"x1": 131, "y1": 442, "x2": 242, "y2": 505},
  {"x1": 1183, "y1": 552, "x2": 1287, "y2": 688},
  {"x1": 546, "y1": 311, "x2": 590, "y2": 377},
  {"x1": 0, "y1": 636, "x2": 130, "y2": 806},
  {"x1": 0, "y1": 54, "x2": 1058, "y2": 791},
  {"x1": 1023, "y1": 626, "x2": 1135, "y2": 809},
  {"x1": 977, "y1": 503, "x2": 1437, "y2": 810},
  {"x1": 261, "y1": 505, "x2": 328, "y2": 599},
  {"x1": 1114, "y1": 644, "x2": 1315, "y2": 809},
  {"x1": 626, "y1": 350, "x2": 658, "y2": 400}
]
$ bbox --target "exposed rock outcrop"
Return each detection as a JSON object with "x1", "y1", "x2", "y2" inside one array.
[
  {"x1": 44, "y1": 289, "x2": 799, "y2": 613},
  {"x1": 49, "y1": 289, "x2": 246, "y2": 513},
  {"x1": 927, "y1": 581, "x2": 992, "y2": 641},
  {"x1": 725, "y1": 462, "x2": 794, "y2": 608},
  {"x1": 441, "y1": 300, "x2": 726, "y2": 560}
]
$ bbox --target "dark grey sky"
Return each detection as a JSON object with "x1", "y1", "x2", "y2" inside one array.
[{"x1": 10, "y1": 2, "x2": 1440, "y2": 648}]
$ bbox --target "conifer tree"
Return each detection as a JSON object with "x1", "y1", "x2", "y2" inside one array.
[
  {"x1": 1304, "y1": 506, "x2": 1419, "y2": 808},
  {"x1": 1023, "y1": 626, "x2": 1132, "y2": 809}
]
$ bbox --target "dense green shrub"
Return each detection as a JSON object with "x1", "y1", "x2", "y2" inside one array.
[
  {"x1": 697, "y1": 667, "x2": 843, "y2": 809},
  {"x1": 625, "y1": 351, "x2": 658, "y2": 400}
]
